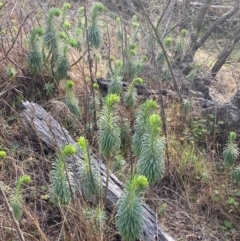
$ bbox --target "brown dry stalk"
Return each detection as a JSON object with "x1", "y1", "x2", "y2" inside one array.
[{"x1": 0, "y1": 186, "x2": 26, "y2": 241}]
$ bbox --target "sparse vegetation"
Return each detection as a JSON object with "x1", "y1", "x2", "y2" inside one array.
[{"x1": 0, "y1": 1, "x2": 240, "y2": 241}]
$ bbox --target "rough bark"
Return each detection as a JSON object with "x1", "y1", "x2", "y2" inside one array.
[{"x1": 20, "y1": 101, "x2": 175, "y2": 241}]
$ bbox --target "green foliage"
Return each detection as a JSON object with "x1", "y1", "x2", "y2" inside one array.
[
  {"x1": 61, "y1": 144, "x2": 76, "y2": 157},
  {"x1": 220, "y1": 219, "x2": 235, "y2": 233},
  {"x1": 163, "y1": 37, "x2": 173, "y2": 48},
  {"x1": 124, "y1": 77, "x2": 143, "y2": 108},
  {"x1": 61, "y1": 3, "x2": 71, "y2": 24},
  {"x1": 223, "y1": 132, "x2": 239, "y2": 168},
  {"x1": 26, "y1": 27, "x2": 44, "y2": 75},
  {"x1": 50, "y1": 154, "x2": 75, "y2": 205},
  {"x1": 77, "y1": 136, "x2": 101, "y2": 196},
  {"x1": 175, "y1": 29, "x2": 188, "y2": 56},
  {"x1": 233, "y1": 165, "x2": 240, "y2": 183},
  {"x1": 182, "y1": 99, "x2": 191, "y2": 113},
  {"x1": 98, "y1": 94, "x2": 121, "y2": 157},
  {"x1": 137, "y1": 114, "x2": 165, "y2": 185},
  {"x1": 88, "y1": 2, "x2": 105, "y2": 49},
  {"x1": 162, "y1": 66, "x2": 171, "y2": 82},
  {"x1": 159, "y1": 203, "x2": 168, "y2": 217},
  {"x1": 186, "y1": 63, "x2": 201, "y2": 80},
  {"x1": 44, "y1": 82, "x2": 55, "y2": 95},
  {"x1": 112, "y1": 154, "x2": 126, "y2": 173},
  {"x1": 115, "y1": 175, "x2": 148, "y2": 241},
  {"x1": 55, "y1": 45, "x2": 71, "y2": 81},
  {"x1": 0, "y1": 150, "x2": 7, "y2": 158},
  {"x1": 157, "y1": 50, "x2": 165, "y2": 64},
  {"x1": 180, "y1": 29, "x2": 188, "y2": 37},
  {"x1": 88, "y1": 25, "x2": 101, "y2": 49},
  {"x1": 6, "y1": 65, "x2": 17, "y2": 79},
  {"x1": 116, "y1": 17, "x2": 122, "y2": 40},
  {"x1": 10, "y1": 175, "x2": 31, "y2": 220},
  {"x1": 44, "y1": 8, "x2": 61, "y2": 52},
  {"x1": 64, "y1": 80, "x2": 81, "y2": 118},
  {"x1": 132, "y1": 99, "x2": 158, "y2": 156},
  {"x1": 108, "y1": 60, "x2": 123, "y2": 95},
  {"x1": 83, "y1": 207, "x2": 106, "y2": 234}
]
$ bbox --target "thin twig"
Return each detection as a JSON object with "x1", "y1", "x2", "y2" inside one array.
[
  {"x1": 139, "y1": 1, "x2": 183, "y2": 102},
  {"x1": 70, "y1": 49, "x2": 88, "y2": 67},
  {"x1": 0, "y1": 186, "x2": 26, "y2": 241}
]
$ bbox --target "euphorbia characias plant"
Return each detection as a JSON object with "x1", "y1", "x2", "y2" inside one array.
[
  {"x1": 98, "y1": 94, "x2": 121, "y2": 201},
  {"x1": 115, "y1": 175, "x2": 148, "y2": 241}
]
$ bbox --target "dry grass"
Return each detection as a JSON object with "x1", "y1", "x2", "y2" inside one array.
[{"x1": 0, "y1": 1, "x2": 240, "y2": 241}]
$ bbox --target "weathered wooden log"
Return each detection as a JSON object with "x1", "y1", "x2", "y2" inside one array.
[{"x1": 20, "y1": 101, "x2": 175, "y2": 241}]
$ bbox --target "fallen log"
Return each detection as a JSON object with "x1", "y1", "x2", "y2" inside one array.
[{"x1": 20, "y1": 101, "x2": 175, "y2": 241}]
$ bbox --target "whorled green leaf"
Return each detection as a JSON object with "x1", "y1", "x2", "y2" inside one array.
[
  {"x1": 88, "y1": 24, "x2": 101, "y2": 49},
  {"x1": 55, "y1": 56, "x2": 70, "y2": 81},
  {"x1": 50, "y1": 155, "x2": 75, "y2": 205}
]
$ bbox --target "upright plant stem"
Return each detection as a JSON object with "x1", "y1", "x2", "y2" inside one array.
[
  {"x1": 83, "y1": 0, "x2": 98, "y2": 134},
  {"x1": 104, "y1": 156, "x2": 111, "y2": 205}
]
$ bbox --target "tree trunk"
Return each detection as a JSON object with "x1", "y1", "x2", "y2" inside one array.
[
  {"x1": 20, "y1": 101, "x2": 176, "y2": 241},
  {"x1": 191, "y1": 0, "x2": 213, "y2": 45},
  {"x1": 191, "y1": 0, "x2": 240, "y2": 54},
  {"x1": 212, "y1": 22, "x2": 240, "y2": 77}
]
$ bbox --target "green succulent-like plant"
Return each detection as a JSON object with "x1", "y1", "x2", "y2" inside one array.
[
  {"x1": 186, "y1": 62, "x2": 201, "y2": 80},
  {"x1": 163, "y1": 36, "x2": 173, "y2": 48},
  {"x1": 223, "y1": 132, "x2": 239, "y2": 168},
  {"x1": 233, "y1": 165, "x2": 240, "y2": 183},
  {"x1": 26, "y1": 27, "x2": 44, "y2": 75},
  {"x1": 175, "y1": 29, "x2": 188, "y2": 56},
  {"x1": 162, "y1": 66, "x2": 171, "y2": 82},
  {"x1": 6, "y1": 65, "x2": 17, "y2": 79},
  {"x1": 50, "y1": 144, "x2": 76, "y2": 205},
  {"x1": 83, "y1": 207, "x2": 106, "y2": 234},
  {"x1": 157, "y1": 50, "x2": 165, "y2": 64},
  {"x1": 112, "y1": 154, "x2": 126, "y2": 173},
  {"x1": 64, "y1": 80, "x2": 81, "y2": 118},
  {"x1": 98, "y1": 94, "x2": 121, "y2": 157},
  {"x1": 44, "y1": 8, "x2": 61, "y2": 53},
  {"x1": 137, "y1": 114, "x2": 165, "y2": 185},
  {"x1": 0, "y1": 150, "x2": 7, "y2": 158},
  {"x1": 88, "y1": 2, "x2": 105, "y2": 49},
  {"x1": 116, "y1": 17, "x2": 123, "y2": 40},
  {"x1": 61, "y1": 3, "x2": 71, "y2": 25},
  {"x1": 10, "y1": 175, "x2": 31, "y2": 220},
  {"x1": 124, "y1": 77, "x2": 143, "y2": 108},
  {"x1": 108, "y1": 60, "x2": 123, "y2": 95},
  {"x1": 54, "y1": 43, "x2": 71, "y2": 81},
  {"x1": 132, "y1": 99, "x2": 158, "y2": 156},
  {"x1": 77, "y1": 136, "x2": 101, "y2": 196},
  {"x1": 98, "y1": 94, "x2": 121, "y2": 201},
  {"x1": 115, "y1": 175, "x2": 148, "y2": 241}
]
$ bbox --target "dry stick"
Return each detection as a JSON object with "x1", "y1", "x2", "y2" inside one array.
[
  {"x1": 0, "y1": 11, "x2": 33, "y2": 62},
  {"x1": 70, "y1": 49, "x2": 88, "y2": 67},
  {"x1": 120, "y1": 0, "x2": 129, "y2": 79},
  {"x1": 139, "y1": 1, "x2": 183, "y2": 103},
  {"x1": 106, "y1": 21, "x2": 113, "y2": 75},
  {"x1": 151, "y1": 43, "x2": 170, "y2": 168},
  {"x1": 0, "y1": 187, "x2": 26, "y2": 241}
]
